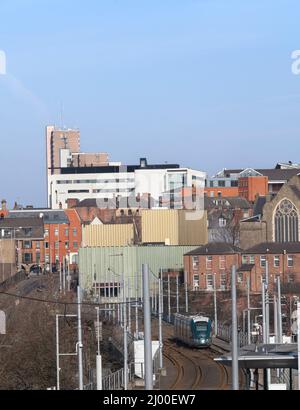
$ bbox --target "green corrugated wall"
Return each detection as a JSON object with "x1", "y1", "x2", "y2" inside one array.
[{"x1": 79, "y1": 245, "x2": 198, "y2": 297}]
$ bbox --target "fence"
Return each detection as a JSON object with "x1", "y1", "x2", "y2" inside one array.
[{"x1": 216, "y1": 322, "x2": 259, "y2": 347}]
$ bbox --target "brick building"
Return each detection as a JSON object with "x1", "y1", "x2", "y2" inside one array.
[
  {"x1": 205, "y1": 166, "x2": 300, "y2": 200},
  {"x1": 241, "y1": 242, "x2": 300, "y2": 293},
  {"x1": 184, "y1": 243, "x2": 241, "y2": 291},
  {"x1": 8, "y1": 208, "x2": 82, "y2": 272},
  {"x1": 184, "y1": 241, "x2": 300, "y2": 294},
  {"x1": 0, "y1": 216, "x2": 44, "y2": 275}
]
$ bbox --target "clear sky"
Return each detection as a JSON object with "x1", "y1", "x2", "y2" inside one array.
[{"x1": 1, "y1": 0, "x2": 300, "y2": 207}]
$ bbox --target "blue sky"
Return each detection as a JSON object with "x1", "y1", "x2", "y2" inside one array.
[{"x1": 1, "y1": 0, "x2": 300, "y2": 206}]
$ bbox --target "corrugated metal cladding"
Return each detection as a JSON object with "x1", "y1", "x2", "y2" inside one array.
[
  {"x1": 82, "y1": 224, "x2": 134, "y2": 247},
  {"x1": 140, "y1": 209, "x2": 208, "y2": 245},
  {"x1": 79, "y1": 245, "x2": 198, "y2": 297}
]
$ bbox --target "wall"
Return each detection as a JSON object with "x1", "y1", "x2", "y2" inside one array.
[
  {"x1": 79, "y1": 245, "x2": 198, "y2": 296},
  {"x1": 0, "y1": 240, "x2": 16, "y2": 282},
  {"x1": 242, "y1": 252, "x2": 300, "y2": 292},
  {"x1": 141, "y1": 209, "x2": 208, "y2": 245},
  {"x1": 238, "y1": 176, "x2": 268, "y2": 202},
  {"x1": 240, "y1": 221, "x2": 267, "y2": 249},
  {"x1": 184, "y1": 253, "x2": 240, "y2": 290},
  {"x1": 204, "y1": 187, "x2": 239, "y2": 197},
  {"x1": 82, "y1": 224, "x2": 134, "y2": 247}
]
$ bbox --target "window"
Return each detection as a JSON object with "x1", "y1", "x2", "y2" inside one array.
[
  {"x1": 260, "y1": 256, "x2": 266, "y2": 268},
  {"x1": 242, "y1": 255, "x2": 248, "y2": 264},
  {"x1": 36, "y1": 241, "x2": 40, "y2": 249},
  {"x1": 23, "y1": 241, "x2": 32, "y2": 249},
  {"x1": 65, "y1": 229, "x2": 69, "y2": 237},
  {"x1": 206, "y1": 256, "x2": 213, "y2": 269},
  {"x1": 45, "y1": 242, "x2": 49, "y2": 249},
  {"x1": 206, "y1": 274, "x2": 213, "y2": 290},
  {"x1": 36, "y1": 252, "x2": 40, "y2": 263},
  {"x1": 237, "y1": 272, "x2": 243, "y2": 283},
  {"x1": 55, "y1": 241, "x2": 59, "y2": 249},
  {"x1": 287, "y1": 255, "x2": 294, "y2": 268},
  {"x1": 73, "y1": 242, "x2": 78, "y2": 248},
  {"x1": 192, "y1": 256, "x2": 199, "y2": 270},
  {"x1": 73, "y1": 228, "x2": 77, "y2": 237},
  {"x1": 218, "y1": 180, "x2": 225, "y2": 187},
  {"x1": 44, "y1": 229, "x2": 49, "y2": 237},
  {"x1": 193, "y1": 274, "x2": 200, "y2": 290},
  {"x1": 274, "y1": 199, "x2": 299, "y2": 242},
  {"x1": 219, "y1": 255, "x2": 226, "y2": 269},
  {"x1": 274, "y1": 255, "x2": 280, "y2": 268},
  {"x1": 65, "y1": 241, "x2": 69, "y2": 249},
  {"x1": 288, "y1": 274, "x2": 294, "y2": 283},
  {"x1": 45, "y1": 254, "x2": 50, "y2": 263},
  {"x1": 249, "y1": 255, "x2": 255, "y2": 264},
  {"x1": 231, "y1": 180, "x2": 238, "y2": 187},
  {"x1": 219, "y1": 217, "x2": 226, "y2": 227},
  {"x1": 54, "y1": 228, "x2": 59, "y2": 236},
  {"x1": 23, "y1": 253, "x2": 32, "y2": 263},
  {"x1": 24, "y1": 228, "x2": 32, "y2": 237},
  {"x1": 220, "y1": 273, "x2": 226, "y2": 290}
]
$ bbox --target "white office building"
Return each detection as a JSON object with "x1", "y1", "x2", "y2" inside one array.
[{"x1": 47, "y1": 157, "x2": 206, "y2": 209}]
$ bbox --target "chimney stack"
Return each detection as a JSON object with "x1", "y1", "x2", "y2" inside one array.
[{"x1": 1, "y1": 199, "x2": 7, "y2": 211}]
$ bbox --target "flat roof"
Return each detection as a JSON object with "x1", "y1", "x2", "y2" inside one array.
[{"x1": 215, "y1": 343, "x2": 298, "y2": 369}]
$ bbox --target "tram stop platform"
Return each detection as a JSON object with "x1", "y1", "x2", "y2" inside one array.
[{"x1": 215, "y1": 343, "x2": 298, "y2": 390}]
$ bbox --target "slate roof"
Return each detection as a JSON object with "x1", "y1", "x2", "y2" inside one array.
[
  {"x1": 9, "y1": 210, "x2": 69, "y2": 224},
  {"x1": 244, "y1": 242, "x2": 300, "y2": 254},
  {"x1": 185, "y1": 242, "x2": 242, "y2": 256},
  {"x1": 219, "y1": 168, "x2": 300, "y2": 182},
  {"x1": 253, "y1": 196, "x2": 266, "y2": 216}
]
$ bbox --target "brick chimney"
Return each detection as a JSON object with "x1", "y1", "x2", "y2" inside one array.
[
  {"x1": 67, "y1": 198, "x2": 79, "y2": 208},
  {"x1": 1, "y1": 199, "x2": 7, "y2": 211}
]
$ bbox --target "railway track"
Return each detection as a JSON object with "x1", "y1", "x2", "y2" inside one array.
[
  {"x1": 155, "y1": 320, "x2": 243, "y2": 390},
  {"x1": 161, "y1": 337, "x2": 230, "y2": 390}
]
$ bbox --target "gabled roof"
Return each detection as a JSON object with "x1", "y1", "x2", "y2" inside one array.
[{"x1": 185, "y1": 242, "x2": 242, "y2": 256}]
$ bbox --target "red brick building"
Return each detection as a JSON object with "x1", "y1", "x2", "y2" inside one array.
[
  {"x1": 238, "y1": 176, "x2": 268, "y2": 202},
  {"x1": 184, "y1": 241, "x2": 300, "y2": 294},
  {"x1": 8, "y1": 208, "x2": 82, "y2": 272},
  {"x1": 184, "y1": 243, "x2": 241, "y2": 291},
  {"x1": 241, "y1": 242, "x2": 300, "y2": 293}
]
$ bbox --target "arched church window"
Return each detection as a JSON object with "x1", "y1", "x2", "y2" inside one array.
[{"x1": 274, "y1": 199, "x2": 299, "y2": 242}]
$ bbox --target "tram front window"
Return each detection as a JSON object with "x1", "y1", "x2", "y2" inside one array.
[{"x1": 195, "y1": 321, "x2": 208, "y2": 335}]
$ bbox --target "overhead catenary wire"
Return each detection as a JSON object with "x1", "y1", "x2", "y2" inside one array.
[{"x1": 0, "y1": 290, "x2": 140, "y2": 307}]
